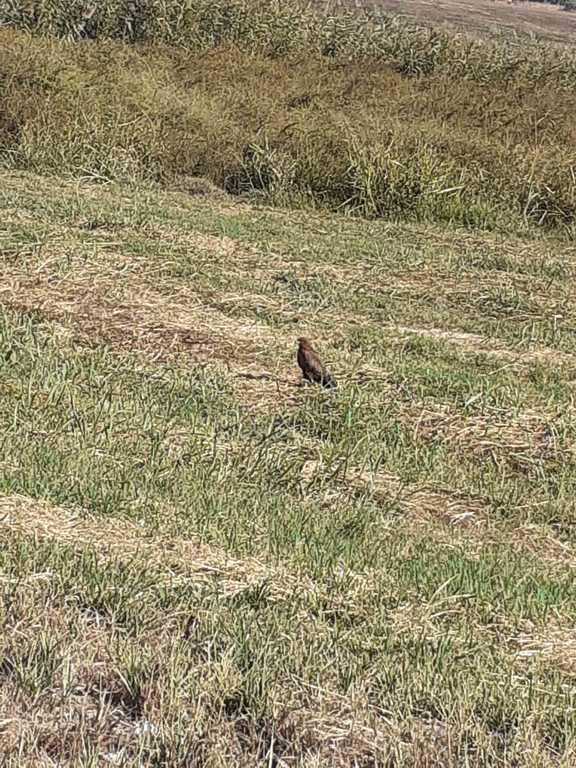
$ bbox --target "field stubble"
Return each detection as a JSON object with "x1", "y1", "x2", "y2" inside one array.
[{"x1": 0, "y1": 171, "x2": 575, "y2": 764}]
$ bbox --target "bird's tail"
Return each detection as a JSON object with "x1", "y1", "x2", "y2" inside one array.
[{"x1": 322, "y1": 375, "x2": 337, "y2": 389}]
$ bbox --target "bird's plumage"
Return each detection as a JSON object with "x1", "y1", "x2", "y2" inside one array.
[{"x1": 297, "y1": 337, "x2": 336, "y2": 388}]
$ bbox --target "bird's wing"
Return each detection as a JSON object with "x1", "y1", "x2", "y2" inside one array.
[{"x1": 307, "y1": 350, "x2": 326, "y2": 381}]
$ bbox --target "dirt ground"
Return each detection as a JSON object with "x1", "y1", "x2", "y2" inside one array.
[{"x1": 327, "y1": 0, "x2": 576, "y2": 44}]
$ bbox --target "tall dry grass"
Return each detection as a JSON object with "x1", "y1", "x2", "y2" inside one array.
[
  {"x1": 3, "y1": 0, "x2": 576, "y2": 83},
  {"x1": 0, "y1": 0, "x2": 575, "y2": 235}
]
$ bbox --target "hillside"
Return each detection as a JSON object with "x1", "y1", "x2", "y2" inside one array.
[
  {"x1": 0, "y1": 29, "x2": 575, "y2": 240},
  {"x1": 0, "y1": 169, "x2": 575, "y2": 765}
]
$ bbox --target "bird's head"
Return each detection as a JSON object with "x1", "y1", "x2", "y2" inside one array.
[{"x1": 297, "y1": 336, "x2": 311, "y2": 349}]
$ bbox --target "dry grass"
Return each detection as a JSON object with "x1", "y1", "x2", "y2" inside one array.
[
  {"x1": 0, "y1": 13, "x2": 575, "y2": 236},
  {"x1": 396, "y1": 325, "x2": 576, "y2": 365}
]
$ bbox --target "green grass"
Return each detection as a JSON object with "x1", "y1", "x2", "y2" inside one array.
[{"x1": 0, "y1": 170, "x2": 576, "y2": 765}]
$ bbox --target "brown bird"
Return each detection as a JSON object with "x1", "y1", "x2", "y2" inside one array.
[{"x1": 297, "y1": 337, "x2": 336, "y2": 389}]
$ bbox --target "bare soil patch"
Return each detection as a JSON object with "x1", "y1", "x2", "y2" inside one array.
[{"x1": 333, "y1": 0, "x2": 576, "y2": 44}]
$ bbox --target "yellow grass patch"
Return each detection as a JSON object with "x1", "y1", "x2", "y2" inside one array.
[{"x1": 0, "y1": 494, "x2": 308, "y2": 600}]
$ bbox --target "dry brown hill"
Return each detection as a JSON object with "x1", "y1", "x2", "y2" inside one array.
[{"x1": 332, "y1": 0, "x2": 576, "y2": 43}]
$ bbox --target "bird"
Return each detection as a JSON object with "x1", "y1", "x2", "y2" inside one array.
[{"x1": 297, "y1": 337, "x2": 336, "y2": 389}]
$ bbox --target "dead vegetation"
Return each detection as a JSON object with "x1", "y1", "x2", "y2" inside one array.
[
  {"x1": 3, "y1": 490, "x2": 576, "y2": 767},
  {"x1": 397, "y1": 325, "x2": 576, "y2": 366}
]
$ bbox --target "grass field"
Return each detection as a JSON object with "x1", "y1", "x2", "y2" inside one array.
[{"x1": 0, "y1": 168, "x2": 575, "y2": 765}]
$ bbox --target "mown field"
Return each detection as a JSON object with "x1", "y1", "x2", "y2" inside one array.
[
  {"x1": 0, "y1": 1, "x2": 576, "y2": 765},
  {"x1": 0, "y1": 168, "x2": 575, "y2": 766}
]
